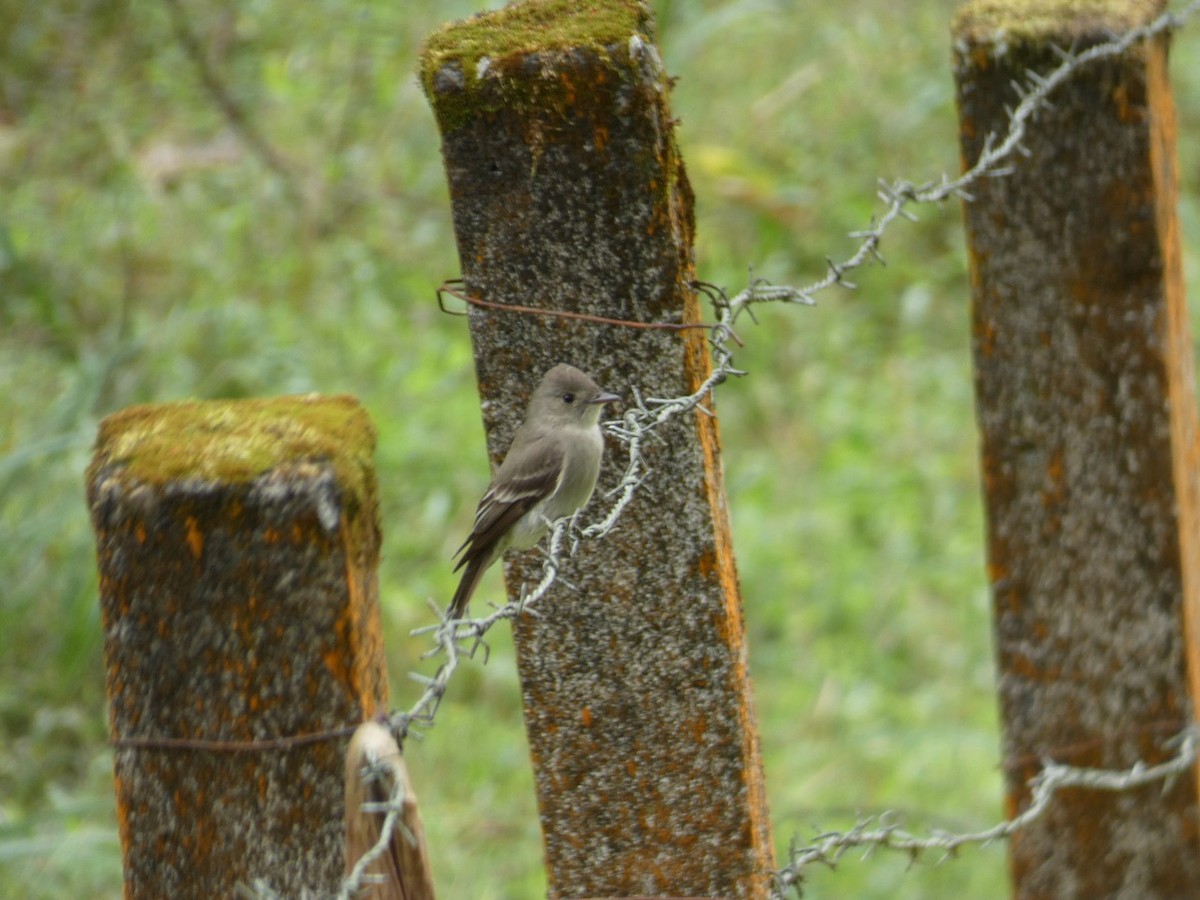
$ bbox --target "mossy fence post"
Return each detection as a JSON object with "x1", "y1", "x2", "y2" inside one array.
[
  {"x1": 954, "y1": 1, "x2": 1200, "y2": 895},
  {"x1": 86, "y1": 395, "x2": 389, "y2": 897},
  {"x1": 420, "y1": 1, "x2": 773, "y2": 897}
]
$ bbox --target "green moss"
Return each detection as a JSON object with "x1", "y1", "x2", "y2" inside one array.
[
  {"x1": 418, "y1": 0, "x2": 655, "y2": 133},
  {"x1": 91, "y1": 394, "x2": 377, "y2": 507},
  {"x1": 953, "y1": 0, "x2": 1162, "y2": 45}
]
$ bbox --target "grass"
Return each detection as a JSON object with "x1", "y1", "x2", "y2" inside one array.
[{"x1": 2, "y1": 0, "x2": 1198, "y2": 897}]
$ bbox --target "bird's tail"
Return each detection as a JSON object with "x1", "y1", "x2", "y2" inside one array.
[{"x1": 448, "y1": 555, "x2": 487, "y2": 621}]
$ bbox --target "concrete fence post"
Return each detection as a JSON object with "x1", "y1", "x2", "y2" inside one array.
[
  {"x1": 953, "y1": 2, "x2": 1200, "y2": 895},
  {"x1": 420, "y1": 1, "x2": 773, "y2": 897},
  {"x1": 87, "y1": 394, "x2": 388, "y2": 896}
]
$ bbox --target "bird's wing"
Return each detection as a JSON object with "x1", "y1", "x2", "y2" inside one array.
[{"x1": 454, "y1": 435, "x2": 564, "y2": 570}]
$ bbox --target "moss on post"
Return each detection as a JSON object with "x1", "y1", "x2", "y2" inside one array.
[{"x1": 953, "y1": 0, "x2": 1163, "y2": 44}]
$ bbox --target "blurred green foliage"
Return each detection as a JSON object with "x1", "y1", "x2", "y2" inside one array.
[{"x1": 1, "y1": 0, "x2": 1198, "y2": 897}]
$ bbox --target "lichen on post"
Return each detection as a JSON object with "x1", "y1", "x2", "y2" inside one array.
[
  {"x1": 420, "y1": 1, "x2": 773, "y2": 897},
  {"x1": 954, "y1": 0, "x2": 1200, "y2": 895},
  {"x1": 87, "y1": 394, "x2": 388, "y2": 897}
]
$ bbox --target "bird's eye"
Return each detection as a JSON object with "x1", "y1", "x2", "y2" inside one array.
[{"x1": 562, "y1": 392, "x2": 575, "y2": 404}]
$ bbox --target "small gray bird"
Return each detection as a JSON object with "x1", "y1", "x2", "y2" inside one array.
[{"x1": 449, "y1": 363, "x2": 619, "y2": 620}]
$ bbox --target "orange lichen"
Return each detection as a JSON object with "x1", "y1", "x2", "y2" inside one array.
[{"x1": 184, "y1": 515, "x2": 204, "y2": 559}]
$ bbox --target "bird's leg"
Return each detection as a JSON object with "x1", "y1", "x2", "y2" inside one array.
[{"x1": 567, "y1": 510, "x2": 586, "y2": 554}]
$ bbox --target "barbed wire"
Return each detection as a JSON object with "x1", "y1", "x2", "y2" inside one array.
[
  {"x1": 350, "y1": 3, "x2": 1200, "y2": 896},
  {"x1": 771, "y1": 726, "x2": 1200, "y2": 898},
  {"x1": 394, "y1": 0, "x2": 1200, "y2": 736}
]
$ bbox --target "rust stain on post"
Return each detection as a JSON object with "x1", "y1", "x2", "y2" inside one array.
[
  {"x1": 1149, "y1": 13, "x2": 1200, "y2": 739},
  {"x1": 87, "y1": 394, "x2": 388, "y2": 897},
  {"x1": 954, "y1": 0, "x2": 1200, "y2": 896},
  {"x1": 420, "y1": 1, "x2": 773, "y2": 897}
]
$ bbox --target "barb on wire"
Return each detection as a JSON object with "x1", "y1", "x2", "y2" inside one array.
[{"x1": 770, "y1": 726, "x2": 1200, "y2": 898}]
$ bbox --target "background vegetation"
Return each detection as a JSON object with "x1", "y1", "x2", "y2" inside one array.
[{"x1": 2, "y1": 0, "x2": 1198, "y2": 896}]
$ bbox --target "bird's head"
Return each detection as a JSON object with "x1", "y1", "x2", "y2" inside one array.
[{"x1": 529, "y1": 363, "x2": 620, "y2": 427}]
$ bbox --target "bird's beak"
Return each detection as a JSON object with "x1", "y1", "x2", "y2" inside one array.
[{"x1": 590, "y1": 391, "x2": 621, "y2": 406}]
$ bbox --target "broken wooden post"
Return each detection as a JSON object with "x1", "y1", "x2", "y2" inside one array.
[
  {"x1": 87, "y1": 395, "x2": 388, "y2": 897},
  {"x1": 344, "y1": 721, "x2": 436, "y2": 900},
  {"x1": 420, "y1": 1, "x2": 773, "y2": 897},
  {"x1": 954, "y1": 1, "x2": 1200, "y2": 895}
]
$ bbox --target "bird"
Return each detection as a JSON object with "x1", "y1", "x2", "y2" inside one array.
[{"x1": 448, "y1": 363, "x2": 620, "y2": 620}]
